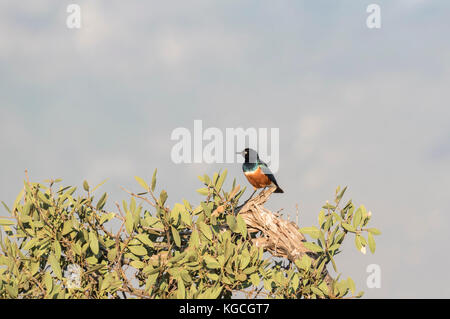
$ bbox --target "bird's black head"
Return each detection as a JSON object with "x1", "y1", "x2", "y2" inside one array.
[{"x1": 237, "y1": 148, "x2": 259, "y2": 163}]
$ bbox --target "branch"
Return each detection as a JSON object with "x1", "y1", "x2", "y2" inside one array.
[{"x1": 238, "y1": 187, "x2": 333, "y2": 290}]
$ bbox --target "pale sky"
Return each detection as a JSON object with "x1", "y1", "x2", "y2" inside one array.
[{"x1": 1, "y1": 0, "x2": 450, "y2": 298}]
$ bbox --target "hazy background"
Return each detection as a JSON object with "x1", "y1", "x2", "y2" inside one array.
[{"x1": 1, "y1": 0, "x2": 449, "y2": 298}]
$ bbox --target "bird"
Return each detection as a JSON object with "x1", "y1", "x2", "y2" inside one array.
[{"x1": 237, "y1": 148, "x2": 283, "y2": 200}]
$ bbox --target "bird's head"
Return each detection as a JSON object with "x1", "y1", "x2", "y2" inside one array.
[{"x1": 237, "y1": 148, "x2": 259, "y2": 163}]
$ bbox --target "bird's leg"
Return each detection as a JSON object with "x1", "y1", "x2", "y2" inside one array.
[
  {"x1": 244, "y1": 189, "x2": 258, "y2": 203},
  {"x1": 246, "y1": 186, "x2": 268, "y2": 202},
  {"x1": 234, "y1": 188, "x2": 259, "y2": 215}
]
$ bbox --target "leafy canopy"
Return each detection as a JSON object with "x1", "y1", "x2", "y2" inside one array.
[{"x1": 0, "y1": 170, "x2": 380, "y2": 298}]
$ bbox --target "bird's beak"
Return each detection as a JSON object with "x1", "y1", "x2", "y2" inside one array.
[{"x1": 236, "y1": 151, "x2": 244, "y2": 157}]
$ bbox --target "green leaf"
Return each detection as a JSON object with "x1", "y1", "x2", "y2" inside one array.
[
  {"x1": 347, "y1": 277, "x2": 356, "y2": 295},
  {"x1": 180, "y1": 270, "x2": 192, "y2": 283},
  {"x1": 159, "y1": 190, "x2": 168, "y2": 205},
  {"x1": 323, "y1": 215, "x2": 333, "y2": 232},
  {"x1": 215, "y1": 169, "x2": 227, "y2": 191},
  {"x1": 189, "y1": 229, "x2": 200, "y2": 248},
  {"x1": 128, "y1": 245, "x2": 147, "y2": 256},
  {"x1": 328, "y1": 253, "x2": 338, "y2": 272},
  {"x1": 299, "y1": 226, "x2": 321, "y2": 239},
  {"x1": 171, "y1": 226, "x2": 181, "y2": 247},
  {"x1": 198, "y1": 222, "x2": 213, "y2": 241},
  {"x1": 83, "y1": 180, "x2": 89, "y2": 192},
  {"x1": 207, "y1": 273, "x2": 219, "y2": 281},
  {"x1": 236, "y1": 273, "x2": 247, "y2": 282},
  {"x1": 53, "y1": 241, "x2": 61, "y2": 261},
  {"x1": 130, "y1": 197, "x2": 136, "y2": 213},
  {"x1": 0, "y1": 219, "x2": 15, "y2": 226},
  {"x1": 355, "y1": 235, "x2": 363, "y2": 251},
  {"x1": 72, "y1": 242, "x2": 82, "y2": 256},
  {"x1": 264, "y1": 279, "x2": 273, "y2": 292},
  {"x1": 91, "y1": 179, "x2": 108, "y2": 193},
  {"x1": 359, "y1": 235, "x2": 367, "y2": 246},
  {"x1": 196, "y1": 188, "x2": 210, "y2": 196},
  {"x1": 44, "y1": 272, "x2": 53, "y2": 292},
  {"x1": 212, "y1": 172, "x2": 218, "y2": 185},
  {"x1": 125, "y1": 211, "x2": 134, "y2": 235},
  {"x1": 30, "y1": 262, "x2": 39, "y2": 276},
  {"x1": 14, "y1": 188, "x2": 25, "y2": 208},
  {"x1": 37, "y1": 191, "x2": 51, "y2": 205},
  {"x1": 206, "y1": 261, "x2": 221, "y2": 270},
  {"x1": 341, "y1": 223, "x2": 356, "y2": 232},
  {"x1": 182, "y1": 199, "x2": 192, "y2": 211},
  {"x1": 291, "y1": 273, "x2": 299, "y2": 291},
  {"x1": 192, "y1": 205, "x2": 203, "y2": 215},
  {"x1": 89, "y1": 231, "x2": 99, "y2": 255},
  {"x1": 23, "y1": 238, "x2": 38, "y2": 250},
  {"x1": 239, "y1": 251, "x2": 251, "y2": 269},
  {"x1": 170, "y1": 203, "x2": 184, "y2": 224},
  {"x1": 99, "y1": 212, "x2": 115, "y2": 225},
  {"x1": 303, "y1": 242, "x2": 323, "y2": 253},
  {"x1": 368, "y1": 232, "x2": 376, "y2": 253},
  {"x1": 130, "y1": 260, "x2": 145, "y2": 269},
  {"x1": 318, "y1": 209, "x2": 325, "y2": 228},
  {"x1": 226, "y1": 215, "x2": 238, "y2": 233},
  {"x1": 367, "y1": 228, "x2": 381, "y2": 235},
  {"x1": 135, "y1": 234, "x2": 154, "y2": 248},
  {"x1": 318, "y1": 281, "x2": 329, "y2": 296},
  {"x1": 135, "y1": 176, "x2": 149, "y2": 191},
  {"x1": 236, "y1": 214, "x2": 247, "y2": 238},
  {"x1": 177, "y1": 277, "x2": 186, "y2": 298},
  {"x1": 108, "y1": 248, "x2": 117, "y2": 262},
  {"x1": 336, "y1": 186, "x2": 347, "y2": 203},
  {"x1": 180, "y1": 209, "x2": 192, "y2": 227},
  {"x1": 228, "y1": 185, "x2": 241, "y2": 200},
  {"x1": 85, "y1": 264, "x2": 106, "y2": 275},
  {"x1": 204, "y1": 255, "x2": 220, "y2": 269},
  {"x1": 100, "y1": 275, "x2": 111, "y2": 291},
  {"x1": 295, "y1": 255, "x2": 311, "y2": 270},
  {"x1": 250, "y1": 273, "x2": 260, "y2": 286},
  {"x1": 311, "y1": 286, "x2": 324, "y2": 297},
  {"x1": 62, "y1": 220, "x2": 74, "y2": 235},
  {"x1": 48, "y1": 253, "x2": 62, "y2": 279},
  {"x1": 322, "y1": 202, "x2": 336, "y2": 210},
  {"x1": 353, "y1": 207, "x2": 362, "y2": 228},
  {"x1": 151, "y1": 169, "x2": 157, "y2": 192},
  {"x1": 96, "y1": 192, "x2": 108, "y2": 210},
  {"x1": 328, "y1": 244, "x2": 340, "y2": 252}
]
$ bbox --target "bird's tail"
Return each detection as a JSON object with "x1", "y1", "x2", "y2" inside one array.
[{"x1": 274, "y1": 185, "x2": 284, "y2": 193}]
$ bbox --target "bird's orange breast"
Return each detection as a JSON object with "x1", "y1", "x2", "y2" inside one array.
[{"x1": 244, "y1": 167, "x2": 272, "y2": 189}]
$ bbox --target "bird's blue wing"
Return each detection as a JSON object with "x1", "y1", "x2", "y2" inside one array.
[{"x1": 258, "y1": 161, "x2": 279, "y2": 186}]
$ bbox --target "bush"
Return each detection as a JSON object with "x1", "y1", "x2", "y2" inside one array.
[{"x1": 0, "y1": 170, "x2": 380, "y2": 298}]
